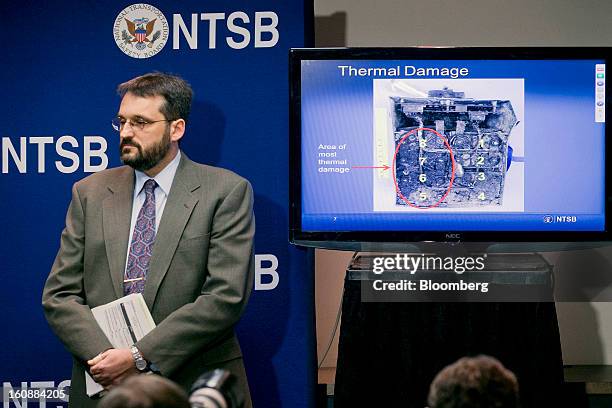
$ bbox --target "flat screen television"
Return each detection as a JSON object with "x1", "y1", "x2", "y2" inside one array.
[{"x1": 289, "y1": 47, "x2": 611, "y2": 246}]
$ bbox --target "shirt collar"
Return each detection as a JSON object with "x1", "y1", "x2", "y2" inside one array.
[{"x1": 134, "y1": 150, "x2": 182, "y2": 197}]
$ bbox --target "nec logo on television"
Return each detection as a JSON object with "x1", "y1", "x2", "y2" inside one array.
[
  {"x1": 445, "y1": 233, "x2": 462, "y2": 240},
  {"x1": 113, "y1": 4, "x2": 279, "y2": 58}
]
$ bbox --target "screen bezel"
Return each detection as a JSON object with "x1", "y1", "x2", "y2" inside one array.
[{"x1": 289, "y1": 47, "x2": 612, "y2": 244}]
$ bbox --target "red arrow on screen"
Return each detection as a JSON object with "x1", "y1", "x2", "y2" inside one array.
[{"x1": 351, "y1": 165, "x2": 391, "y2": 170}]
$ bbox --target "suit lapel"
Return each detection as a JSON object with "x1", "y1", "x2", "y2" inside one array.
[
  {"x1": 102, "y1": 167, "x2": 135, "y2": 299},
  {"x1": 143, "y1": 154, "x2": 200, "y2": 309}
]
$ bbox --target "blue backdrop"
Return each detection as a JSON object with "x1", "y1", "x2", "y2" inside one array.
[{"x1": 0, "y1": 1, "x2": 314, "y2": 407}]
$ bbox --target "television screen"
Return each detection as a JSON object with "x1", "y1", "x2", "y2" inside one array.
[{"x1": 289, "y1": 48, "x2": 610, "y2": 244}]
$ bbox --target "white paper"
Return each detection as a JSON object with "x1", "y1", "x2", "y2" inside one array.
[{"x1": 86, "y1": 293, "x2": 156, "y2": 396}]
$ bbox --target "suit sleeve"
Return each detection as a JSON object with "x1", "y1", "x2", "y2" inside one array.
[
  {"x1": 42, "y1": 184, "x2": 113, "y2": 361},
  {"x1": 136, "y1": 178, "x2": 255, "y2": 376}
]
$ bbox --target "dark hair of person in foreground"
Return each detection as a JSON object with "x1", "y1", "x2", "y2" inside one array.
[
  {"x1": 427, "y1": 354, "x2": 519, "y2": 408},
  {"x1": 99, "y1": 374, "x2": 190, "y2": 408}
]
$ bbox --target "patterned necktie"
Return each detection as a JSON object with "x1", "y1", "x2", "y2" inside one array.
[{"x1": 124, "y1": 179, "x2": 157, "y2": 295}]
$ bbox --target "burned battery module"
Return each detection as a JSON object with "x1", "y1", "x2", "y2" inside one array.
[{"x1": 392, "y1": 87, "x2": 518, "y2": 208}]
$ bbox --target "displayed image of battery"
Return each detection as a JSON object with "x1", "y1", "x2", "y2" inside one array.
[{"x1": 392, "y1": 87, "x2": 518, "y2": 208}]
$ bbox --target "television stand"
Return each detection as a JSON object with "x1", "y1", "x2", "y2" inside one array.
[{"x1": 333, "y1": 251, "x2": 563, "y2": 408}]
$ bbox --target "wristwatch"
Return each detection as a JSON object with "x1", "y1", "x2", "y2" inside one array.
[{"x1": 130, "y1": 345, "x2": 148, "y2": 372}]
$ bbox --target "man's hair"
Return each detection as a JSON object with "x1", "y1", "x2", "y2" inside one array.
[
  {"x1": 117, "y1": 72, "x2": 193, "y2": 122},
  {"x1": 427, "y1": 355, "x2": 519, "y2": 408},
  {"x1": 98, "y1": 375, "x2": 190, "y2": 408}
]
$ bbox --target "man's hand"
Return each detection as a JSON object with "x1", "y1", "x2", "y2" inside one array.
[{"x1": 87, "y1": 349, "x2": 139, "y2": 388}]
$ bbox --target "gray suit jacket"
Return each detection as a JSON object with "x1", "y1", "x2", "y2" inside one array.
[{"x1": 42, "y1": 153, "x2": 255, "y2": 407}]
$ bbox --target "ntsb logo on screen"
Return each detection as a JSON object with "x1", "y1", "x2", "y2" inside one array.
[{"x1": 113, "y1": 3, "x2": 280, "y2": 59}]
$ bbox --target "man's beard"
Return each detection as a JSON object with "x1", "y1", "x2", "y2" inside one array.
[{"x1": 120, "y1": 126, "x2": 171, "y2": 171}]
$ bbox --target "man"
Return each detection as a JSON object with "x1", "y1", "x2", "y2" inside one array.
[
  {"x1": 427, "y1": 355, "x2": 519, "y2": 408},
  {"x1": 42, "y1": 72, "x2": 254, "y2": 408}
]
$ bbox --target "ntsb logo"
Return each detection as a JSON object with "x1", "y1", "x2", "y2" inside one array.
[
  {"x1": 113, "y1": 4, "x2": 169, "y2": 59},
  {"x1": 113, "y1": 4, "x2": 280, "y2": 58},
  {"x1": 543, "y1": 215, "x2": 577, "y2": 223}
]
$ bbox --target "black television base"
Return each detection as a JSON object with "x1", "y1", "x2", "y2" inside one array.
[{"x1": 333, "y1": 253, "x2": 564, "y2": 408}]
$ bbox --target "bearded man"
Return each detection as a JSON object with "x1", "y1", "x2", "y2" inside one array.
[{"x1": 42, "y1": 72, "x2": 255, "y2": 408}]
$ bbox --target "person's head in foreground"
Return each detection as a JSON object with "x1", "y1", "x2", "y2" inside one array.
[
  {"x1": 99, "y1": 375, "x2": 190, "y2": 408},
  {"x1": 427, "y1": 355, "x2": 519, "y2": 408}
]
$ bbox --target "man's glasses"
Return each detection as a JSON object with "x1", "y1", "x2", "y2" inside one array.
[{"x1": 111, "y1": 117, "x2": 176, "y2": 132}]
